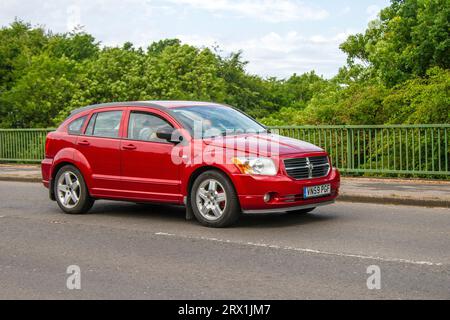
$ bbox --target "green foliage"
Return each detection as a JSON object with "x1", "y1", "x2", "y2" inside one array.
[
  {"x1": 263, "y1": 0, "x2": 449, "y2": 126},
  {"x1": 0, "y1": 0, "x2": 449, "y2": 129},
  {"x1": 45, "y1": 32, "x2": 100, "y2": 61},
  {"x1": 142, "y1": 44, "x2": 227, "y2": 102},
  {"x1": 147, "y1": 39, "x2": 181, "y2": 55},
  {"x1": 340, "y1": 0, "x2": 450, "y2": 87},
  {"x1": 217, "y1": 52, "x2": 287, "y2": 118},
  {"x1": 0, "y1": 54, "x2": 81, "y2": 128},
  {"x1": 383, "y1": 67, "x2": 450, "y2": 124},
  {"x1": 263, "y1": 67, "x2": 449, "y2": 126},
  {"x1": 0, "y1": 20, "x2": 48, "y2": 90}
]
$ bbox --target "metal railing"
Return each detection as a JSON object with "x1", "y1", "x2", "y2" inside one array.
[
  {"x1": 0, "y1": 129, "x2": 54, "y2": 163},
  {"x1": 271, "y1": 125, "x2": 450, "y2": 177},
  {"x1": 1, "y1": 125, "x2": 449, "y2": 177}
]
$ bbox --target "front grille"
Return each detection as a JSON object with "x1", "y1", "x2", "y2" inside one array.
[{"x1": 284, "y1": 156, "x2": 330, "y2": 180}]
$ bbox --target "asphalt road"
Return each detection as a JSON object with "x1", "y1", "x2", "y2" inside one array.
[{"x1": 0, "y1": 181, "x2": 449, "y2": 300}]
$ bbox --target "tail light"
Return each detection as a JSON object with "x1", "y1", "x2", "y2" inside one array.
[{"x1": 45, "y1": 133, "x2": 53, "y2": 158}]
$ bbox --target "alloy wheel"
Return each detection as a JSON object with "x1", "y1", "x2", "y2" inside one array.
[
  {"x1": 195, "y1": 179, "x2": 227, "y2": 221},
  {"x1": 57, "y1": 171, "x2": 81, "y2": 209}
]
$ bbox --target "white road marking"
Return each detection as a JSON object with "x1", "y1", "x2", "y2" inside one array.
[{"x1": 154, "y1": 232, "x2": 443, "y2": 267}]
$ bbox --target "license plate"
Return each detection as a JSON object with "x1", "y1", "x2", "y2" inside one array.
[{"x1": 303, "y1": 184, "x2": 331, "y2": 199}]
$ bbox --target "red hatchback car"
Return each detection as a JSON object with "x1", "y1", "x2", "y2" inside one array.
[{"x1": 42, "y1": 101, "x2": 340, "y2": 227}]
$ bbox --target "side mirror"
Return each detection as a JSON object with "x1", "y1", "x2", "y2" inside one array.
[{"x1": 156, "y1": 128, "x2": 184, "y2": 144}]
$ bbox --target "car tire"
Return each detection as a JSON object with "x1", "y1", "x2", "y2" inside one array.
[
  {"x1": 54, "y1": 165, "x2": 94, "y2": 214},
  {"x1": 190, "y1": 170, "x2": 241, "y2": 228},
  {"x1": 289, "y1": 207, "x2": 315, "y2": 215}
]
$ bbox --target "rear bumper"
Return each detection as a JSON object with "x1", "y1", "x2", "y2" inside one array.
[
  {"x1": 41, "y1": 158, "x2": 53, "y2": 188},
  {"x1": 235, "y1": 168, "x2": 340, "y2": 212}
]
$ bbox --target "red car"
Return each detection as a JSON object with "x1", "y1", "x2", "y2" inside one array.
[{"x1": 42, "y1": 101, "x2": 340, "y2": 227}]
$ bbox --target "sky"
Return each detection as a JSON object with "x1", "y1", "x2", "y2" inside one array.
[{"x1": 0, "y1": 0, "x2": 390, "y2": 79}]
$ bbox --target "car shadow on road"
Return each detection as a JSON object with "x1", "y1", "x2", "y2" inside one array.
[
  {"x1": 90, "y1": 201, "x2": 186, "y2": 220},
  {"x1": 88, "y1": 201, "x2": 339, "y2": 229},
  {"x1": 236, "y1": 211, "x2": 338, "y2": 229}
]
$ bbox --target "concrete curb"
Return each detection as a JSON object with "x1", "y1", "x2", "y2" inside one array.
[
  {"x1": 0, "y1": 176, "x2": 42, "y2": 183},
  {"x1": 338, "y1": 194, "x2": 449, "y2": 208},
  {"x1": 0, "y1": 173, "x2": 449, "y2": 209}
]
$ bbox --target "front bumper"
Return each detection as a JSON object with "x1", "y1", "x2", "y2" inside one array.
[
  {"x1": 235, "y1": 168, "x2": 340, "y2": 213},
  {"x1": 242, "y1": 200, "x2": 335, "y2": 214}
]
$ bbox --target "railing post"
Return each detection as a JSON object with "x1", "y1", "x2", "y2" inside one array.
[
  {"x1": 346, "y1": 127, "x2": 351, "y2": 171},
  {"x1": 0, "y1": 126, "x2": 449, "y2": 178}
]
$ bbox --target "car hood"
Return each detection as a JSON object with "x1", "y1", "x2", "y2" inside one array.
[{"x1": 202, "y1": 133, "x2": 324, "y2": 157}]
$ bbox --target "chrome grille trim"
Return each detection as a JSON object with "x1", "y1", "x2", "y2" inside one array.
[{"x1": 284, "y1": 156, "x2": 330, "y2": 180}]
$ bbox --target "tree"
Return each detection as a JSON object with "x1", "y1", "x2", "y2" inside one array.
[
  {"x1": 0, "y1": 2, "x2": 449, "y2": 129},
  {"x1": 147, "y1": 39, "x2": 181, "y2": 56},
  {"x1": 0, "y1": 54, "x2": 80, "y2": 127},
  {"x1": 0, "y1": 21, "x2": 48, "y2": 90},
  {"x1": 340, "y1": 0, "x2": 450, "y2": 87},
  {"x1": 141, "y1": 44, "x2": 227, "y2": 102},
  {"x1": 218, "y1": 52, "x2": 275, "y2": 117},
  {"x1": 45, "y1": 31, "x2": 100, "y2": 61},
  {"x1": 383, "y1": 67, "x2": 450, "y2": 124}
]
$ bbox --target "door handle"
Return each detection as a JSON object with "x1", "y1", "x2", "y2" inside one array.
[
  {"x1": 122, "y1": 144, "x2": 137, "y2": 150},
  {"x1": 78, "y1": 140, "x2": 90, "y2": 146}
]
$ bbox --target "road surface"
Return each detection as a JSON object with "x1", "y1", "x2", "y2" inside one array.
[{"x1": 0, "y1": 181, "x2": 449, "y2": 299}]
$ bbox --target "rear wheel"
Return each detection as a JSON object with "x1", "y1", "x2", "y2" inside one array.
[
  {"x1": 54, "y1": 165, "x2": 94, "y2": 214},
  {"x1": 190, "y1": 170, "x2": 240, "y2": 228}
]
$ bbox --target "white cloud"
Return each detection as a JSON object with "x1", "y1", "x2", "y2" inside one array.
[
  {"x1": 0, "y1": 0, "x2": 365, "y2": 78},
  {"x1": 168, "y1": 0, "x2": 329, "y2": 22},
  {"x1": 178, "y1": 30, "x2": 353, "y2": 78},
  {"x1": 66, "y1": 5, "x2": 82, "y2": 31},
  {"x1": 366, "y1": 5, "x2": 380, "y2": 21},
  {"x1": 177, "y1": 34, "x2": 220, "y2": 48},
  {"x1": 1, "y1": 0, "x2": 157, "y2": 32},
  {"x1": 339, "y1": 6, "x2": 351, "y2": 16}
]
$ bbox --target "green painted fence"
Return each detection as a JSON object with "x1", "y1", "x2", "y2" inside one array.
[
  {"x1": 270, "y1": 125, "x2": 450, "y2": 177},
  {"x1": 0, "y1": 129, "x2": 53, "y2": 163},
  {"x1": 1, "y1": 125, "x2": 449, "y2": 177}
]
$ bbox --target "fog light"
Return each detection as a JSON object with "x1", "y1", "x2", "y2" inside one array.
[{"x1": 263, "y1": 193, "x2": 271, "y2": 203}]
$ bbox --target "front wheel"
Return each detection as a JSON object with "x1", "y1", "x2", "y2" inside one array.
[
  {"x1": 190, "y1": 170, "x2": 241, "y2": 228},
  {"x1": 54, "y1": 165, "x2": 94, "y2": 214}
]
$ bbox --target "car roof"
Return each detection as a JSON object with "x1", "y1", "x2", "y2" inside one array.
[
  {"x1": 146, "y1": 101, "x2": 222, "y2": 108},
  {"x1": 69, "y1": 100, "x2": 226, "y2": 117}
]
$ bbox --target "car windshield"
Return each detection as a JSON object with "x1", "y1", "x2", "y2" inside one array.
[{"x1": 171, "y1": 105, "x2": 267, "y2": 138}]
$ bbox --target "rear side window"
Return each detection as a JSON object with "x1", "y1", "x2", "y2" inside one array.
[
  {"x1": 68, "y1": 116, "x2": 87, "y2": 135},
  {"x1": 85, "y1": 111, "x2": 123, "y2": 138}
]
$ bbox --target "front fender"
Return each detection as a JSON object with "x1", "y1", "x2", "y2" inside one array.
[{"x1": 181, "y1": 162, "x2": 242, "y2": 197}]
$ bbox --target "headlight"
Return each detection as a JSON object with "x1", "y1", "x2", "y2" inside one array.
[{"x1": 232, "y1": 157, "x2": 278, "y2": 176}]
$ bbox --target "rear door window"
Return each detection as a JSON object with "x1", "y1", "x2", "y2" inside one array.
[{"x1": 85, "y1": 111, "x2": 123, "y2": 138}]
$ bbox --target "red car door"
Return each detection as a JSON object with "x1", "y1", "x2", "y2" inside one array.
[
  {"x1": 120, "y1": 108, "x2": 183, "y2": 203},
  {"x1": 75, "y1": 108, "x2": 124, "y2": 197}
]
